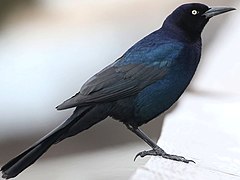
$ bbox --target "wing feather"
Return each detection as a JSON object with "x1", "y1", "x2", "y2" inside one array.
[{"x1": 56, "y1": 63, "x2": 167, "y2": 110}]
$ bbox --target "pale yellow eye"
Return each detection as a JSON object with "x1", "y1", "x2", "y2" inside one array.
[{"x1": 192, "y1": 10, "x2": 199, "y2": 15}]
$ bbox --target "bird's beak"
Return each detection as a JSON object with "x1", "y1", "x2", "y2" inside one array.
[{"x1": 203, "y1": 7, "x2": 236, "y2": 18}]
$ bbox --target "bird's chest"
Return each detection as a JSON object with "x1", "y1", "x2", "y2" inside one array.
[{"x1": 134, "y1": 59, "x2": 199, "y2": 124}]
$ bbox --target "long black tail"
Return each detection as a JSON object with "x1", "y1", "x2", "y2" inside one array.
[{"x1": 1, "y1": 106, "x2": 92, "y2": 179}]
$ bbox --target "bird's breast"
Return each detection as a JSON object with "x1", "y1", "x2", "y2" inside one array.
[{"x1": 133, "y1": 60, "x2": 199, "y2": 125}]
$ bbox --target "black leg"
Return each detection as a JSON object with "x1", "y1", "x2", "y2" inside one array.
[
  {"x1": 126, "y1": 124, "x2": 195, "y2": 163},
  {"x1": 126, "y1": 124, "x2": 159, "y2": 149}
]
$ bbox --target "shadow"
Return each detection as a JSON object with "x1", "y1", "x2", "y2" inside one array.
[
  {"x1": 188, "y1": 88, "x2": 239, "y2": 98},
  {"x1": 0, "y1": 0, "x2": 36, "y2": 27}
]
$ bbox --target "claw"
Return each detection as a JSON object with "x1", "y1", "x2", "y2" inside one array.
[
  {"x1": 187, "y1": 159, "x2": 196, "y2": 163},
  {"x1": 134, "y1": 151, "x2": 146, "y2": 161},
  {"x1": 2, "y1": 173, "x2": 8, "y2": 179},
  {"x1": 190, "y1": 160, "x2": 196, "y2": 163},
  {"x1": 133, "y1": 148, "x2": 195, "y2": 164},
  {"x1": 134, "y1": 153, "x2": 140, "y2": 161}
]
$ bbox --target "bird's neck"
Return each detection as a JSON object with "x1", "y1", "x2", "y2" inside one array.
[{"x1": 162, "y1": 21, "x2": 202, "y2": 43}]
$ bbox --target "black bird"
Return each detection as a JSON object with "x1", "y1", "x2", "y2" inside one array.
[{"x1": 1, "y1": 3, "x2": 235, "y2": 179}]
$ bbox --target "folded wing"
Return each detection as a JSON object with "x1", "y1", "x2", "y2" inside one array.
[{"x1": 56, "y1": 63, "x2": 167, "y2": 110}]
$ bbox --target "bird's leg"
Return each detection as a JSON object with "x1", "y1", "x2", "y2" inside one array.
[{"x1": 125, "y1": 124, "x2": 195, "y2": 163}]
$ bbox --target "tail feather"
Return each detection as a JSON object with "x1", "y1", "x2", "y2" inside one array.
[{"x1": 1, "y1": 106, "x2": 92, "y2": 179}]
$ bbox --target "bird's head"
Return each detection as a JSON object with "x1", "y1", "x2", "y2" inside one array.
[{"x1": 163, "y1": 3, "x2": 236, "y2": 41}]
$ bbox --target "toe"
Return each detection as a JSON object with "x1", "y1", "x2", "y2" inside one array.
[
  {"x1": 134, "y1": 151, "x2": 147, "y2": 161},
  {"x1": 161, "y1": 153, "x2": 195, "y2": 164}
]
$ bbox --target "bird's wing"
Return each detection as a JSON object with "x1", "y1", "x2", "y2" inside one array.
[{"x1": 56, "y1": 63, "x2": 168, "y2": 110}]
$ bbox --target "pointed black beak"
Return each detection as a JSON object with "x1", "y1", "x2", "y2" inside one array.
[{"x1": 203, "y1": 7, "x2": 236, "y2": 18}]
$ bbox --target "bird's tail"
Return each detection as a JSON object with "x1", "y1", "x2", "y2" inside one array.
[{"x1": 1, "y1": 106, "x2": 92, "y2": 179}]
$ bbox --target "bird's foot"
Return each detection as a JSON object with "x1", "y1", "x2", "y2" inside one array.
[{"x1": 134, "y1": 147, "x2": 195, "y2": 163}]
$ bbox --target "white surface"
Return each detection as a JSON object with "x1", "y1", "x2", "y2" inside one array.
[{"x1": 131, "y1": 94, "x2": 240, "y2": 180}]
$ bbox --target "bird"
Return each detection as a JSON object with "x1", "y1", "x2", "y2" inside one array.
[{"x1": 1, "y1": 3, "x2": 235, "y2": 179}]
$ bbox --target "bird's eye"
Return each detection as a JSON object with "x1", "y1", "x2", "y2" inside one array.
[{"x1": 191, "y1": 10, "x2": 199, "y2": 16}]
